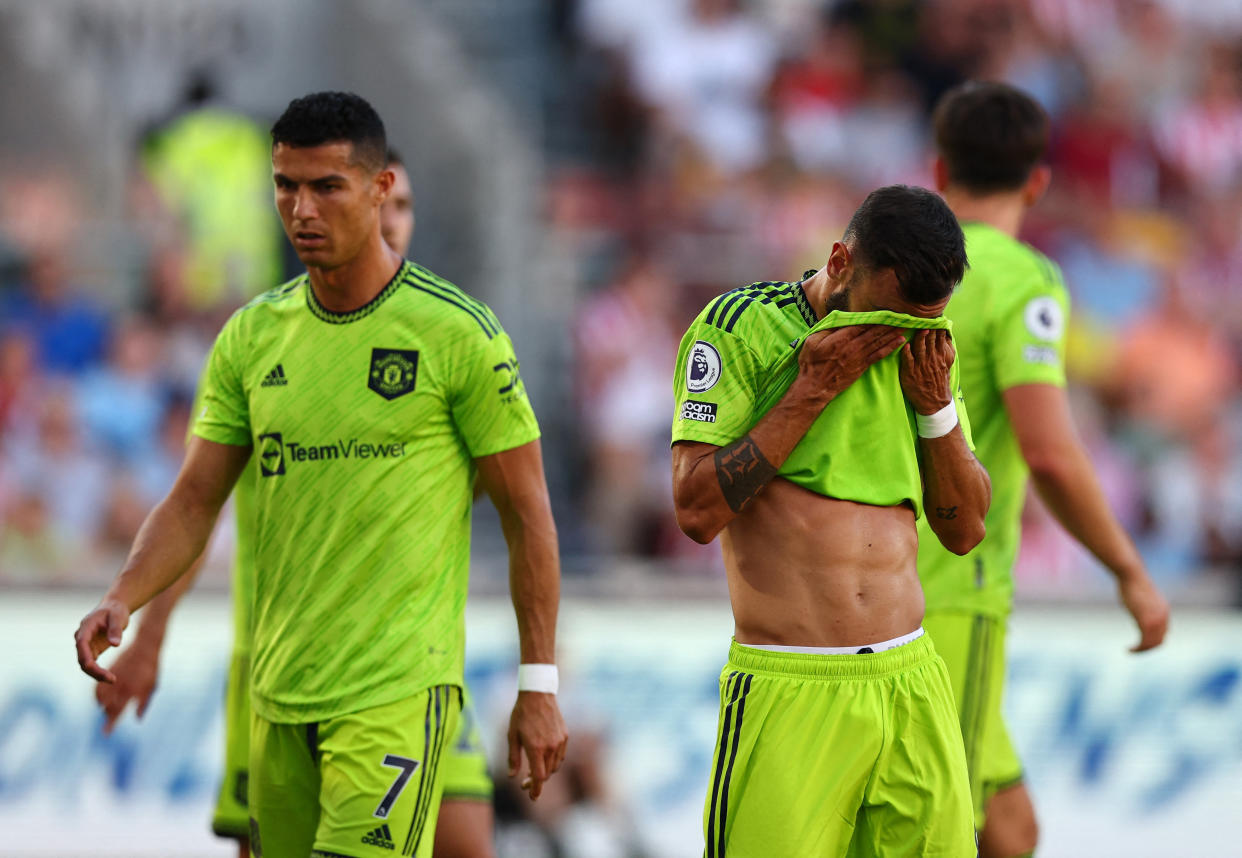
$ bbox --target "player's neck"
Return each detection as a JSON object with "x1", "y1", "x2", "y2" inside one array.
[
  {"x1": 942, "y1": 188, "x2": 1027, "y2": 239},
  {"x1": 307, "y1": 237, "x2": 403, "y2": 313}
]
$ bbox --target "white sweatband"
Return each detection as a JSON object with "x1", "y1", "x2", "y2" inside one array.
[
  {"x1": 517, "y1": 663, "x2": 559, "y2": 694},
  {"x1": 916, "y1": 401, "x2": 958, "y2": 439}
]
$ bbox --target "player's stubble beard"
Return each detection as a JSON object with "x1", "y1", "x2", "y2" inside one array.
[{"x1": 823, "y1": 283, "x2": 851, "y2": 314}]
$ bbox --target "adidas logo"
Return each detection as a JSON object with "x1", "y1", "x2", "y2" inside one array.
[
  {"x1": 260, "y1": 364, "x2": 288, "y2": 387},
  {"x1": 361, "y1": 823, "x2": 395, "y2": 850}
]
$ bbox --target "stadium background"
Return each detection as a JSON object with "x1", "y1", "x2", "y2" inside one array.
[{"x1": 1, "y1": 0, "x2": 1240, "y2": 855}]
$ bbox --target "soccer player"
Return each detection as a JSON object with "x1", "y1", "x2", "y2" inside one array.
[
  {"x1": 94, "y1": 148, "x2": 499, "y2": 858},
  {"x1": 671, "y1": 184, "x2": 991, "y2": 856},
  {"x1": 921, "y1": 80, "x2": 1170, "y2": 858},
  {"x1": 75, "y1": 91, "x2": 568, "y2": 858}
]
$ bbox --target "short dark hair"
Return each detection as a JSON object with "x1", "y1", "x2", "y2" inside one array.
[
  {"x1": 270, "y1": 91, "x2": 387, "y2": 172},
  {"x1": 843, "y1": 185, "x2": 967, "y2": 305},
  {"x1": 386, "y1": 147, "x2": 404, "y2": 168},
  {"x1": 933, "y1": 80, "x2": 1049, "y2": 193}
]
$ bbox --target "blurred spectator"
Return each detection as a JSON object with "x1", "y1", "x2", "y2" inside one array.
[
  {"x1": 139, "y1": 72, "x2": 283, "y2": 307},
  {"x1": 2, "y1": 388, "x2": 110, "y2": 557},
  {"x1": 0, "y1": 248, "x2": 110, "y2": 376},
  {"x1": 75, "y1": 316, "x2": 169, "y2": 464},
  {"x1": 628, "y1": 0, "x2": 778, "y2": 175},
  {"x1": 0, "y1": 331, "x2": 36, "y2": 435},
  {"x1": 573, "y1": 251, "x2": 680, "y2": 557},
  {"x1": 1153, "y1": 40, "x2": 1242, "y2": 198}
]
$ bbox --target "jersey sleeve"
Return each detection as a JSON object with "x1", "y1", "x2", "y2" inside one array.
[
  {"x1": 992, "y1": 256, "x2": 1070, "y2": 391},
  {"x1": 449, "y1": 325, "x2": 541, "y2": 458},
  {"x1": 670, "y1": 319, "x2": 765, "y2": 447},
  {"x1": 192, "y1": 313, "x2": 252, "y2": 447}
]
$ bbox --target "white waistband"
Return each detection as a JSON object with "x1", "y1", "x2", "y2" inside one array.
[{"x1": 744, "y1": 627, "x2": 925, "y2": 656}]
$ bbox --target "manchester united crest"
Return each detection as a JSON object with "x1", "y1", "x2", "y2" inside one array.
[{"x1": 368, "y1": 348, "x2": 419, "y2": 400}]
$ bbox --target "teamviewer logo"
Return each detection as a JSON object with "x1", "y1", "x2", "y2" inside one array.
[{"x1": 258, "y1": 432, "x2": 285, "y2": 477}]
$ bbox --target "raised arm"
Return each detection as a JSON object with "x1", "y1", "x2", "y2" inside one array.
[
  {"x1": 475, "y1": 439, "x2": 568, "y2": 800},
  {"x1": 673, "y1": 325, "x2": 908, "y2": 543},
  {"x1": 900, "y1": 330, "x2": 990, "y2": 555},
  {"x1": 1005, "y1": 383, "x2": 1169, "y2": 651},
  {"x1": 75, "y1": 437, "x2": 250, "y2": 682}
]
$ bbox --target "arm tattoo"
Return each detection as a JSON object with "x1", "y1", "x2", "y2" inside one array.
[
  {"x1": 714, "y1": 436, "x2": 778, "y2": 513},
  {"x1": 935, "y1": 506, "x2": 958, "y2": 520}
]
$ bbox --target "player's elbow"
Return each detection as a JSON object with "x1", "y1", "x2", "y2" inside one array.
[
  {"x1": 674, "y1": 503, "x2": 722, "y2": 545},
  {"x1": 937, "y1": 520, "x2": 985, "y2": 556},
  {"x1": 672, "y1": 484, "x2": 723, "y2": 545}
]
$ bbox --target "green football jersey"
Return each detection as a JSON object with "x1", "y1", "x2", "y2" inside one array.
[
  {"x1": 193, "y1": 260, "x2": 540, "y2": 723},
  {"x1": 918, "y1": 222, "x2": 1070, "y2": 618},
  {"x1": 671, "y1": 281, "x2": 972, "y2": 519}
]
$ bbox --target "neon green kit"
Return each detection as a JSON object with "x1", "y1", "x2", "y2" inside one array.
[
  {"x1": 195, "y1": 260, "x2": 540, "y2": 725},
  {"x1": 916, "y1": 222, "x2": 1070, "y2": 825},
  {"x1": 672, "y1": 280, "x2": 976, "y2": 856},
  {"x1": 918, "y1": 223, "x2": 1069, "y2": 619},
  {"x1": 671, "y1": 282, "x2": 973, "y2": 516}
]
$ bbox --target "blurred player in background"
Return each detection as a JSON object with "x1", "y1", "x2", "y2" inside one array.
[
  {"x1": 76, "y1": 91, "x2": 567, "y2": 858},
  {"x1": 95, "y1": 148, "x2": 498, "y2": 858},
  {"x1": 920, "y1": 80, "x2": 1171, "y2": 858},
  {"x1": 671, "y1": 185, "x2": 990, "y2": 855}
]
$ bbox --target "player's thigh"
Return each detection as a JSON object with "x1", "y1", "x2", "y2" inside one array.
[
  {"x1": 249, "y1": 711, "x2": 320, "y2": 858},
  {"x1": 213, "y1": 649, "x2": 252, "y2": 842},
  {"x1": 314, "y1": 685, "x2": 462, "y2": 858},
  {"x1": 980, "y1": 781, "x2": 1037, "y2": 858},
  {"x1": 703, "y1": 666, "x2": 879, "y2": 858},
  {"x1": 854, "y1": 653, "x2": 974, "y2": 857},
  {"x1": 433, "y1": 800, "x2": 494, "y2": 858},
  {"x1": 434, "y1": 686, "x2": 495, "y2": 858}
]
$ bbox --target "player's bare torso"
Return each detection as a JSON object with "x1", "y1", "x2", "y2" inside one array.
[{"x1": 723, "y1": 478, "x2": 923, "y2": 647}]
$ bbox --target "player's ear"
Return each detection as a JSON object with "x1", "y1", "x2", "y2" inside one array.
[
  {"x1": 1023, "y1": 165, "x2": 1051, "y2": 207},
  {"x1": 932, "y1": 156, "x2": 951, "y2": 193},
  {"x1": 373, "y1": 166, "x2": 395, "y2": 204},
  {"x1": 826, "y1": 241, "x2": 851, "y2": 282}
]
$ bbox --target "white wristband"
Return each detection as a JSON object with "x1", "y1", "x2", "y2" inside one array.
[
  {"x1": 517, "y1": 663, "x2": 559, "y2": 694},
  {"x1": 916, "y1": 401, "x2": 958, "y2": 439}
]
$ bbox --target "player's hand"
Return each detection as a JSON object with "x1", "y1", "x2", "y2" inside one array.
[
  {"x1": 898, "y1": 329, "x2": 954, "y2": 415},
  {"x1": 797, "y1": 325, "x2": 907, "y2": 401},
  {"x1": 507, "y1": 691, "x2": 568, "y2": 801},
  {"x1": 95, "y1": 636, "x2": 161, "y2": 734},
  {"x1": 75, "y1": 599, "x2": 130, "y2": 684},
  {"x1": 1118, "y1": 573, "x2": 1169, "y2": 653}
]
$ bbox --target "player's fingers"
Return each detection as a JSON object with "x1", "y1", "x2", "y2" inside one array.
[
  {"x1": 106, "y1": 610, "x2": 126, "y2": 647},
  {"x1": 102, "y1": 698, "x2": 126, "y2": 735},
  {"x1": 526, "y1": 744, "x2": 549, "y2": 799},
  {"x1": 76, "y1": 625, "x2": 115, "y2": 683},
  {"x1": 507, "y1": 726, "x2": 521, "y2": 777},
  {"x1": 136, "y1": 687, "x2": 155, "y2": 719},
  {"x1": 1132, "y1": 614, "x2": 1168, "y2": 653}
]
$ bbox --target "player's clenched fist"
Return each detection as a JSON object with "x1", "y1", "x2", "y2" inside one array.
[
  {"x1": 797, "y1": 325, "x2": 907, "y2": 401},
  {"x1": 74, "y1": 599, "x2": 130, "y2": 684},
  {"x1": 898, "y1": 329, "x2": 955, "y2": 414},
  {"x1": 507, "y1": 691, "x2": 569, "y2": 800}
]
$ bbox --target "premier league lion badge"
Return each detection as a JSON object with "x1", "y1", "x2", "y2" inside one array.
[
  {"x1": 686, "y1": 340, "x2": 722, "y2": 393},
  {"x1": 368, "y1": 348, "x2": 419, "y2": 400}
]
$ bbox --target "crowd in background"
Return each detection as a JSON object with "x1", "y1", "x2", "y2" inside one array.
[{"x1": 3, "y1": 0, "x2": 1242, "y2": 603}]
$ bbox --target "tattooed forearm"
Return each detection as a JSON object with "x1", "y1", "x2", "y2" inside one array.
[
  {"x1": 935, "y1": 506, "x2": 958, "y2": 520},
  {"x1": 714, "y1": 436, "x2": 778, "y2": 513}
]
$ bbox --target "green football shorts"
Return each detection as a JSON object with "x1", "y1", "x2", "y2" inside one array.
[
  {"x1": 439, "y1": 685, "x2": 493, "y2": 803},
  {"x1": 923, "y1": 612, "x2": 1024, "y2": 829},
  {"x1": 212, "y1": 649, "x2": 251, "y2": 840},
  {"x1": 249, "y1": 685, "x2": 461, "y2": 858},
  {"x1": 703, "y1": 635, "x2": 974, "y2": 857}
]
